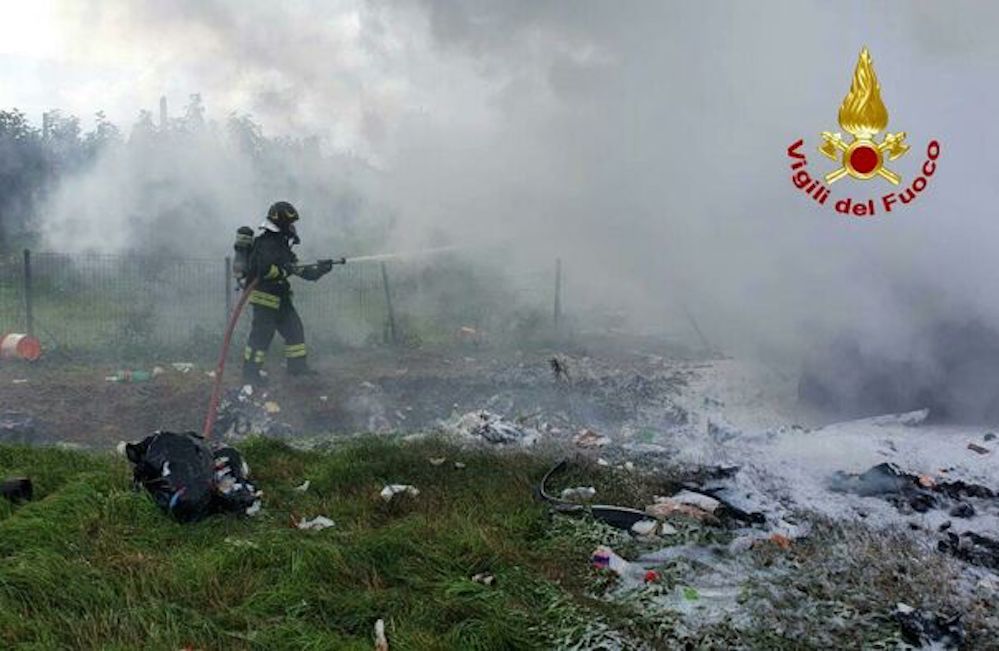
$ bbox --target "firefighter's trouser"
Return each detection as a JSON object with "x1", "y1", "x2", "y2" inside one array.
[{"x1": 243, "y1": 291, "x2": 308, "y2": 374}]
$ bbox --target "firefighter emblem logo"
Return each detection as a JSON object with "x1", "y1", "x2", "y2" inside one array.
[
  {"x1": 786, "y1": 47, "x2": 940, "y2": 218},
  {"x1": 819, "y1": 47, "x2": 908, "y2": 185}
]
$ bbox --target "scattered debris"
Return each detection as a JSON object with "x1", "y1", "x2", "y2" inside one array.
[
  {"x1": 212, "y1": 386, "x2": 294, "y2": 439},
  {"x1": 296, "y1": 515, "x2": 335, "y2": 531},
  {"x1": 471, "y1": 572, "x2": 495, "y2": 586},
  {"x1": 949, "y1": 502, "x2": 975, "y2": 518},
  {"x1": 984, "y1": 432, "x2": 997, "y2": 442},
  {"x1": 967, "y1": 442, "x2": 990, "y2": 455},
  {"x1": 374, "y1": 618, "x2": 388, "y2": 651},
  {"x1": 574, "y1": 428, "x2": 610, "y2": 448},
  {"x1": 535, "y1": 460, "x2": 649, "y2": 530},
  {"x1": 453, "y1": 461, "x2": 466, "y2": 469},
  {"x1": 11, "y1": 378, "x2": 27, "y2": 384},
  {"x1": 591, "y1": 546, "x2": 632, "y2": 576},
  {"x1": 767, "y1": 533, "x2": 792, "y2": 550},
  {"x1": 830, "y1": 462, "x2": 995, "y2": 516},
  {"x1": 171, "y1": 362, "x2": 195, "y2": 373},
  {"x1": 560, "y1": 486, "x2": 597, "y2": 502},
  {"x1": 380, "y1": 484, "x2": 419, "y2": 502},
  {"x1": 428, "y1": 457, "x2": 446, "y2": 466},
  {"x1": 105, "y1": 370, "x2": 153, "y2": 383},
  {"x1": 1, "y1": 477, "x2": 32, "y2": 502},
  {"x1": 894, "y1": 603, "x2": 964, "y2": 649},
  {"x1": 938, "y1": 531, "x2": 999, "y2": 571},
  {"x1": 630, "y1": 519, "x2": 658, "y2": 536},
  {"x1": 668, "y1": 490, "x2": 721, "y2": 513},
  {"x1": 443, "y1": 410, "x2": 539, "y2": 446},
  {"x1": 294, "y1": 480, "x2": 311, "y2": 492},
  {"x1": 550, "y1": 356, "x2": 570, "y2": 383},
  {"x1": 645, "y1": 498, "x2": 718, "y2": 523},
  {"x1": 125, "y1": 431, "x2": 260, "y2": 522},
  {"x1": 0, "y1": 410, "x2": 35, "y2": 444},
  {"x1": 869, "y1": 408, "x2": 930, "y2": 427},
  {"x1": 224, "y1": 537, "x2": 259, "y2": 549}
]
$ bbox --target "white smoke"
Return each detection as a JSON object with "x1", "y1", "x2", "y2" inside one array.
[{"x1": 12, "y1": 0, "x2": 999, "y2": 414}]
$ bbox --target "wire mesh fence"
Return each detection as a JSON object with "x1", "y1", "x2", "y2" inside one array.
[{"x1": 0, "y1": 249, "x2": 562, "y2": 361}]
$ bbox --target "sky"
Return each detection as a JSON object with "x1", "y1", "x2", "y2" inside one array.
[{"x1": 3, "y1": 1, "x2": 999, "y2": 378}]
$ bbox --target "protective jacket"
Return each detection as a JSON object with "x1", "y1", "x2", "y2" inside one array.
[{"x1": 247, "y1": 229, "x2": 297, "y2": 309}]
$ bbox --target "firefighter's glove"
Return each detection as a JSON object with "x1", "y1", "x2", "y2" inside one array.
[
  {"x1": 297, "y1": 264, "x2": 324, "y2": 281},
  {"x1": 317, "y1": 259, "x2": 335, "y2": 275}
]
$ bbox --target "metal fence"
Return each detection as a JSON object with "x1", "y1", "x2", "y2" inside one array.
[{"x1": 0, "y1": 249, "x2": 563, "y2": 360}]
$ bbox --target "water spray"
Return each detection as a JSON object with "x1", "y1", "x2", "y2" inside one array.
[{"x1": 343, "y1": 245, "x2": 461, "y2": 263}]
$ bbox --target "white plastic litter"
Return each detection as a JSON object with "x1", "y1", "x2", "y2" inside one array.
[
  {"x1": 374, "y1": 618, "x2": 388, "y2": 651},
  {"x1": 294, "y1": 480, "x2": 311, "y2": 492},
  {"x1": 443, "y1": 410, "x2": 539, "y2": 446},
  {"x1": 631, "y1": 519, "x2": 659, "y2": 536},
  {"x1": 380, "y1": 484, "x2": 420, "y2": 502},
  {"x1": 296, "y1": 515, "x2": 335, "y2": 530},
  {"x1": 561, "y1": 486, "x2": 597, "y2": 501},
  {"x1": 670, "y1": 490, "x2": 721, "y2": 513}
]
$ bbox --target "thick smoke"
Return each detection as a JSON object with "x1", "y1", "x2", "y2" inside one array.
[{"x1": 12, "y1": 1, "x2": 999, "y2": 419}]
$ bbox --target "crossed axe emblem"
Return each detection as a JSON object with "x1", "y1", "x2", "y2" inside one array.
[{"x1": 819, "y1": 131, "x2": 909, "y2": 185}]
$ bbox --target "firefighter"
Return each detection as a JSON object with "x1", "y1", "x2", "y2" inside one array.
[{"x1": 242, "y1": 201, "x2": 333, "y2": 384}]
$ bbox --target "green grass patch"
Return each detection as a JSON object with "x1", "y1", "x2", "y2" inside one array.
[
  {"x1": 0, "y1": 438, "x2": 626, "y2": 650},
  {"x1": 1, "y1": 439, "x2": 996, "y2": 650}
]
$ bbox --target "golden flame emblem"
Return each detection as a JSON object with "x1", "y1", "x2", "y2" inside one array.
[{"x1": 819, "y1": 47, "x2": 909, "y2": 184}]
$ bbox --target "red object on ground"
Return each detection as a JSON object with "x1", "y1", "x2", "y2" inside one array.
[
  {"x1": 644, "y1": 570, "x2": 659, "y2": 584},
  {"x1": 0, "y1": 333, "x2": 41, "y2": 361},
  {"x1": 202, "y1": 279, "x2": 258, "y2": 438},
  {"x1": 849, "y1": 144, "x2": 879, "y2": 174}
]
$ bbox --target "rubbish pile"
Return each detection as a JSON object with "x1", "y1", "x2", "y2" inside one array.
[
  {"x1": 212, "y1": 385, "x2": 294, "y2": 440},
  {"x1": 441, "y1": 410, "x2": 539, "y2": 447},
  {"x1": 125, "y1": 431, "x2": 261, "y2": 522}
]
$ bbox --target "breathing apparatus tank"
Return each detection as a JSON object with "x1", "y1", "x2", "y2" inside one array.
[{"x1": 232, "y1": 226, "x2": 255, "y2": 284}]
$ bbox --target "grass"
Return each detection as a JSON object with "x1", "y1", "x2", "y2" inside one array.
[{"x1": 1, "y1": 437, "x2": 996, "y2": 650}]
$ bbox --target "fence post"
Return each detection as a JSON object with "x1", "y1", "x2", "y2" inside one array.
[
  {"x1": 224, "y1": 256, "x2": 232, "y2": 320},
  {"x1": 22, "y1": 248, "x2": 33, "y2": 336},
  {"x1": 380, "y1": 261, "x2": 397, "y2": 345},
  {"x1": 553, "y1": 257, "x2": 562, "y2": 330}
]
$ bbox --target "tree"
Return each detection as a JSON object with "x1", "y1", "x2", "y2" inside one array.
[{"x1": 0, "y1": 109, "x2": 45, "y2": 249}]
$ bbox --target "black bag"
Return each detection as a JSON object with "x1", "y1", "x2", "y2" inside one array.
[{"x1": 126, "y1": 431, "x2": 259, "y2": 522}]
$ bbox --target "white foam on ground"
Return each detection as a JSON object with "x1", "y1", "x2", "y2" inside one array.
[{"x1": 661, "y1": 359, "x2": 999, "y2": 540}]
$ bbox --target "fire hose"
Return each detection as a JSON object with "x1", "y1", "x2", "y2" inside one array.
[
  {"x1": 201, "y1": 258, "x2": 348, "y2": 439},
  {"x1": 202, "y1": 278, "x2": 258, "y2": 438}
]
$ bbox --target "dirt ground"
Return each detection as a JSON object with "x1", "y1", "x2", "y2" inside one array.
[{"x1": 0, "y1": 342, "x2": 694, "y2": 448}]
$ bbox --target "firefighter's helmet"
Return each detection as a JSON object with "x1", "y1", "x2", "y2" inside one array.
[{"x1": 267, "y1": 201, "x2": 300, "y2": 227}]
